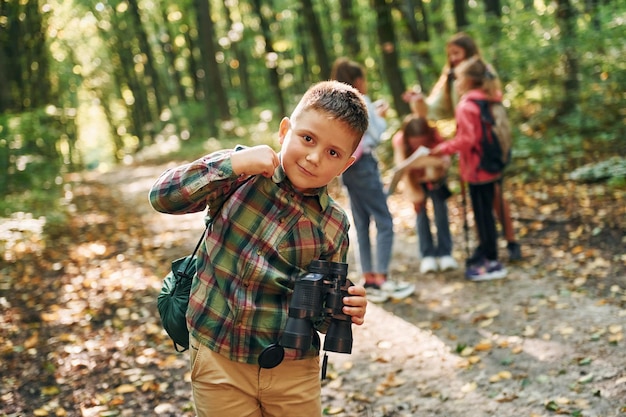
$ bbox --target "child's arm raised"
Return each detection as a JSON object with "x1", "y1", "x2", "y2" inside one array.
[{"x1": 230, "y1": 145, "x2": 280, "y2": 178}]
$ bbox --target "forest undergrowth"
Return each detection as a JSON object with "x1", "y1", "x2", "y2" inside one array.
[{"x1": 0, "y1": 159, "x2": 624, "y2": 417}]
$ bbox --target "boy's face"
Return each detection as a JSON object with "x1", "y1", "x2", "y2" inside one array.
[{"x1": 279, "y1": 109, "x2": 357, "y2": 193}]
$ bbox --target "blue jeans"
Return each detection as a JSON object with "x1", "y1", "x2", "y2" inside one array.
[
  {"x1": 341, "y1": 153, "x2": 394, "y2": 275},
  {"x1": 417, "y1": 184, "x2": 453, "y2": 258}
]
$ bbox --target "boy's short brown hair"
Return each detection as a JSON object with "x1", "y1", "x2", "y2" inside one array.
[{"x1": 291, "y1": 81, "x2": 368, "y2": 153}]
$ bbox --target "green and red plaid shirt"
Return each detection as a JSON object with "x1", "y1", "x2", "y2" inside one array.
[{"x1": 149, "y1": 148, "x2": 350, "y2": 364}]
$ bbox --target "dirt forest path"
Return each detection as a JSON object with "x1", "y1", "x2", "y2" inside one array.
[{"x1": 1, "y1": 162, "x2": 625, "y2": 417}]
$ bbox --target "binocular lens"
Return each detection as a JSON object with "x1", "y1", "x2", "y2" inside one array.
[
  {"x1": 324, "y1": 318, "x2": 353, "y2": 354},
  {"x1": 281, "y1": 317, "x2": 313, "y2": 350}
]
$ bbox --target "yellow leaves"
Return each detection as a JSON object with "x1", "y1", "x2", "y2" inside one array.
[
  {"x1": 115, "y1": 384, "x2": 137, "y2": 394},
  {"x1": 41, "y1": 386, "x2": 61, "y2": 396},
  {"x1": 325, "y1": 406, "x2": 345, "y2": 415},
  {"x1": 24, "y1": 331, "x2": 39, "y2": 349},
  {"x1": 489, "y1": 370, "x2": 513, "y2": 383},
  {"x1": 375, "y1": 372, "x2": 406, "y2": 395},
  {"x1": 474, "y1": 340, "x2": 493, "y2": 351},
  {"x1": 608, "y1": 324, "x2": 624, "y2": 343}
]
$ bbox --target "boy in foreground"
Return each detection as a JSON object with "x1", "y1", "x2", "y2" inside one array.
[{"x1": 149, "y1": 81, "x2": 369, "y2": 417}]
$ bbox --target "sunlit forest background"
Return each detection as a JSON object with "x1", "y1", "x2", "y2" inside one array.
[{"x1": 1, "y1": 0, "x2": 624, "y2": 219}]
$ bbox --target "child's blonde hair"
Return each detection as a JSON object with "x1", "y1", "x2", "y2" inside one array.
[{"x1": 455, "y1": 55, "x2": 501, "y2": 100}]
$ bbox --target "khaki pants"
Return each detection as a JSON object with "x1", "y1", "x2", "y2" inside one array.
[{"x1": 190, "y1": 336, "x2": 322, "y2": 417}]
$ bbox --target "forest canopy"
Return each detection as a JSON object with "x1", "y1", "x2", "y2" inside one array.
[{"x1": 0, "y1": 0, "x2": 624, "y2": 213}]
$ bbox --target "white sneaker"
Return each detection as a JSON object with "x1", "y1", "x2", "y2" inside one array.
[
  {"x1": 380, "y1": 281, "x2": 415, "y2": 301},
  {"x1": 420, "y1": 256, "x2": 438, "y2": 274},
  {"x1": 438, "y1": 255, "x2": 459, "y2": 271},
  {"x1": 366, "y1": 287, "x2": 389, "y2": 303},
  {"x1": 366, "y1": 281, "x2": 415, "y2": 303}
]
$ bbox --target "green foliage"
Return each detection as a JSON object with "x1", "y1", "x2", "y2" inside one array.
[
  {"x1": 0, "y1": 187, "x2": 63, "y2": 219},
  {"x1": 568, "y1": 157, "x2": 626, "y2": 184},
  {"x1": 0, "y1": 109, "x2": 74, "y2": 195},
  {"x1": 2, "y1": 0, "x2": 625, "y2": 219}
]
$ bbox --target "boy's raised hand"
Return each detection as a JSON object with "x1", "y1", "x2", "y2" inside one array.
[{"x1": 231, "y1": 145, "x2": 280, "y2": 178}]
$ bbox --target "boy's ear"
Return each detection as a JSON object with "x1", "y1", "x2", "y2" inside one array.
[
  {"x1": 278, "y1": 117, "x2": 290, "y2": 143},
  {"x1": 339, "y1": 155, "x2": 356, "y2": 175}
]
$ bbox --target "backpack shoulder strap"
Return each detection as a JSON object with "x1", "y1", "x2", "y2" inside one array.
[{"x1": 469, "y1": 98, "x2": 496, "y2": 125}]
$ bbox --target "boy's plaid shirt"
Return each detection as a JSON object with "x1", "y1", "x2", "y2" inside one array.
[{"x1": 149, "y1": 149, "x2": 350, "y2": 364}]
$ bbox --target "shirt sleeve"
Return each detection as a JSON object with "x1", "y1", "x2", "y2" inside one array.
[
  {"x1": 148, "y1": 149, "x2": 242, "y2": 215},
  {"x1": 426, "y1": 71, "x2": 455, "y2": 121},
  {"x1": 437, "y1": 103, "x2": 478, "y2": 156},
  {"x1": 360, "y1": 95, "x2": 387, "y2": 152}
]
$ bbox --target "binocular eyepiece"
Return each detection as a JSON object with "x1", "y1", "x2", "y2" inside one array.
[{"x1": 282, "y1": 260, "x2": 354, "y2": 354}]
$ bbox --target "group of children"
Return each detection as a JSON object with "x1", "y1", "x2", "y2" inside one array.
[
  {"x1": 333, "y1": 32, "x2": 521, "y2": 298},
  {"x1": 149, "y1": 32, "x2": 522, "y2": 416}
]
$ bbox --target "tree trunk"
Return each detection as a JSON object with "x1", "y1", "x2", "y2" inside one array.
[
  {"x1": 25, "y1": 2, "x2": 51, "y2": 109},
  {"x1": 108, "y1": 6, "x2": 155, "y2": 147},
  {"x1": 484, "y1": 0, "x2": 502, "y2": 17},
  {"x1": 394, "y1": 0, "x2": 438, "y2": 89},
  {"x1": 194, "y1": 0, "x2": 230, "y2": 135},
  {"x1": 0, "y1": 0, "x2": 12, "y2": 112},
  {"x1": 224, "y1": 1, "x2": 256, "y2": 110},
  {"x1": 372, "y1": 0, "x2": 410, "y2": 116},
  {"x1": 338, "y1": 0, "x2": 361, "y2": 57},
  {"x1": 296, "y1": 5, "x2": 312, "y2": 87},
  {"x1": 127, "y1": 0, "x2": 165, "y2": 118},
  {"x1": 555, "y1": 0, "x2": 580, "y2": 117},
  {"x1": 159, "y1": 5, "x2": 187, "y2": 107},
  {"x1": 453, "y1": 0, "x2": 469, "y2": 30},
  {"x1": 430, "y1": 0, "x2": 446, "y2": 35},
  {"x1": 182, "y1": 19, "x2": 203, "y2": 101},
  {"x1": 300, "y1": 0, "x2": 331, "y2": 79},
  {"x1": 251, "y1": 0, "x2": 287, "y2": 116}
]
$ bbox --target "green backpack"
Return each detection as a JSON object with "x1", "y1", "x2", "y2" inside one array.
[
  {"x1": 157, "y1": 239, "x2": 203, "y2": 351},
  {"x1": 157, "y1": 175, "x2": 253, "y2": 352}
]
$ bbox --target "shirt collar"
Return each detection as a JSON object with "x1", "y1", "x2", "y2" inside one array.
[{"x1": 271, "y1": 161, "x2": 330, "y2": 210}]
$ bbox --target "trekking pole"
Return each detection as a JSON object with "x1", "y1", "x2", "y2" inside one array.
[
  {"x1": 460, "y1": 180, "x2": 470, "y2": 258},
  {"x1": 497, "y1": 176, "x2": 508, "y2": 239}
]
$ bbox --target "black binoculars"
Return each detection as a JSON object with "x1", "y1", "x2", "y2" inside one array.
[
  {"x1": 282, "y1": 260, "x2": 354, "y2": 354},
  {"x1": 257, "y1": 260, "x2": 354, "y2": 369}
]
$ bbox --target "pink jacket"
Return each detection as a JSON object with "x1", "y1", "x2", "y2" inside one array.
[{"x1": 436, "y1": 89, "x2": 502, "y2": 184}]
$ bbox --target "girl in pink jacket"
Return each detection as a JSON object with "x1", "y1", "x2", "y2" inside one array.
[{"x1": 432, "y1": 56, "x2": 507, "y2": 281}]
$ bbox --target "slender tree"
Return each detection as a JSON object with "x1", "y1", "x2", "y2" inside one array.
[
  {"x1": 224, "y1": 0, "x2": 256, "y2": 110},
  {"x1": 251, "y1": 0, "x2": 287, "y2": 116},
  {"x1": 159, "y1": 4, "x2": 187, "y2": 106},
  {"x1": 372, "y1": 0, "x2": 410, "y2": 115},
  {"x1": 127, "y1": 0, "x2": 167, "y2": 115},
  {"x1": 554, "y1": 0, "x2": 580, "y2": 117},
  {"x1": 300, "y1": 0, "x2": 331, "y2": 79},
  {"x1": 453, "y1": 0, "x2": 469, "y2": 30},
  {"x1": 194, "y1": 0, "x2": 230, "y2": 135},
  {"x1": 338, "y1": 0, "x2": 361, "y2": 57},
  {"x1": 393, "y1": 0, "x2": 438, "y2": 90}
]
